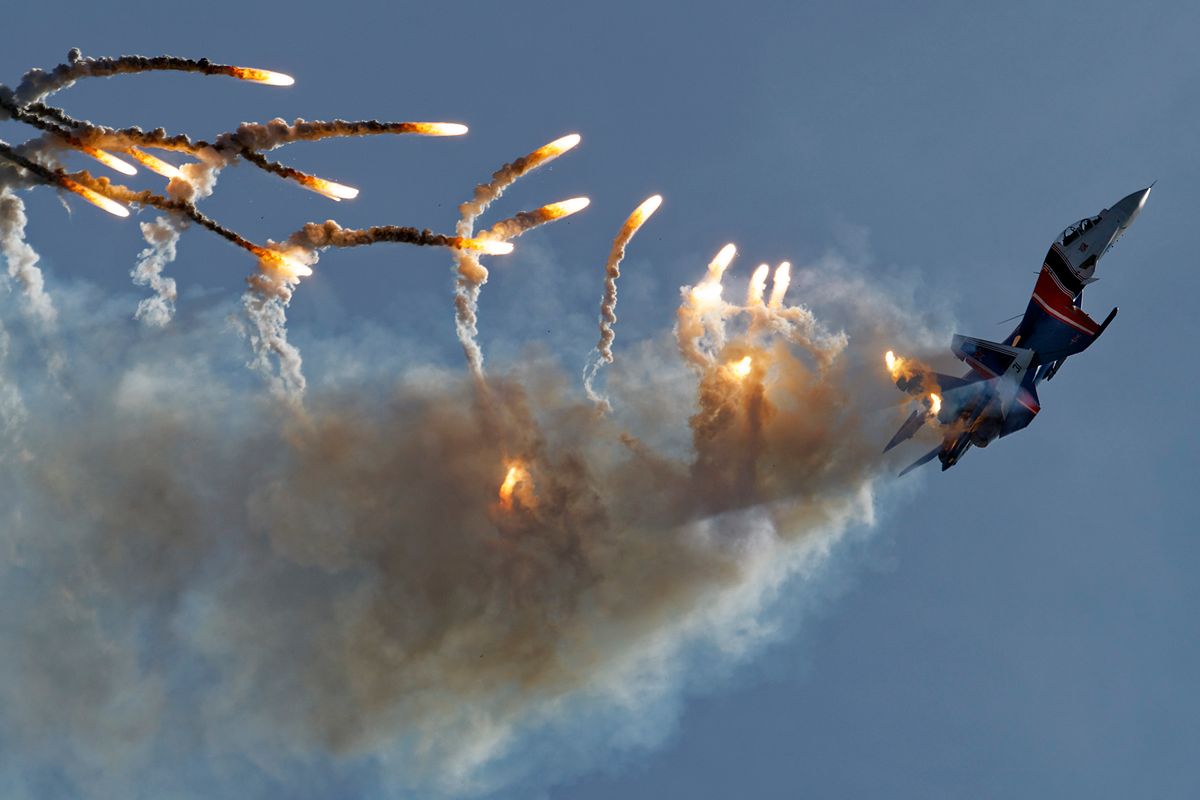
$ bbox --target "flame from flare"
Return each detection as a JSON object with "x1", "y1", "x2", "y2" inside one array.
[
  {"x1": 540, "y1": 196, "x2": 591, "y2": 219},
  {"x1": 59, "y1": 178, "x2": 129, "y2": 218},
  {"x1": 78, "y1": 145, "x2": 137, "y2": 176},
  {"x1": 408, "y1": 122, "x2": 469, "y2": 136},
  {"x1": 768, "y1": 262, "x2": 791, "y2": 309},
  {"x1": 498, "y1": 463, "x2": 529, "y2": 510},
  {"x1": 929, "y1": 393, "x2": 942, "y2": 416},
  {"x1": 630, "y1": 194, "x2": 663, "y2": 224},
  {"x1": 747, "y1": 263, "x2": 769, "y2": 306},
  {"x1": 295, "y1": 174, "x2": 360, "y2": 201},
  {"x1": 730, "y1": 355, "x2": 753, "y2": 379},
  {"x1": 690, "y1": 281, "x2": 723, "y2": 308},
  {"x1": 706, "y1": 243, "x2": 737, "y2": 283},
  {"x1": 125, "y1": 147, "x2": 183, "y2": 180},
  {"x1": 458, "y1": 237, "x2": 514, "y2": 256},
  {"x1": 254, "y1": 247, "x2": 312, "y2": 279},
  {"x1": 885, "y1": 350, "x2": 902, "y2": 379},
  {"x1": 533, "y1": 133, "x2": 582, "y2": 161},
  {"x1": 229, "y1": 67, "x2": 295, "y2": 86}
]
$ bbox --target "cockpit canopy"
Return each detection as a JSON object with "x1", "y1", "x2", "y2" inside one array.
[{"x1": 1057, "y1": 215, "x2": 1103, "y2": 247}]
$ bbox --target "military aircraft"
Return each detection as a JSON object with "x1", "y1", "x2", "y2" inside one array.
[{"x1": 885, "y1": 186, "x2": 1152, "y2": 476}]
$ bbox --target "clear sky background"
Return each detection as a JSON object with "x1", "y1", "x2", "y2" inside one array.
[{"x1": 2, "y1": 1, "x2": 1198, "y2": 798}]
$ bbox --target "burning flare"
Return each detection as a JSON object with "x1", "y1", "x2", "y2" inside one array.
[
  {"x1": 78, "y1": 145, "x2": 137, "y2": 176},
  {"x1": 730, "y1": 355, "x2": 753, "y2": 380},
  {"x1": 929, "y1": 392, "x2": 942, "y2": 416},
  {"x1": 125, "y1": 147, "x2": 184, "y2": 180},
  {"x1": 768, "y1": 262, "x2": 791, "y2": 309},
  {"x1": 409, "y1": 122, "x2": 468, "y2": 136},
  {"x1": 229, "y1": 67, "x2": 295, "y2": 86},
  {"x1": 747, "y1": 264, "x2": 769, "y2": 306},
  {"x1": 295, "y1": 175, "x2": 360, "y2": 202},
  {"x1": 59, "y1": 178, "x2": 129, "y2": 218},
  {"x1": 498, "y1": 463, "x2": 529, "y2": 510},
  {"x1": 540, "y1": 196, "x2": 591, "y2": 219},
  {"x1": 885, "y1": 350, "x2": 902, "y2": 379},
  {"x1": 534, "y1": 133, "x2": 582, "y2": 161},
  {"x1": 253, "y1": 247, "x2": 312, "y2": 280},
  {"x1": 458, "y1": 237, "x2": 514, "y2": 256}
]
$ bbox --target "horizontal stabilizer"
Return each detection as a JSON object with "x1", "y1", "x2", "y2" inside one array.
[
  {"x1": 884, "y1": 409, "x2": 926, "y2": 453},
  {"x1": 898, "y1": 445, "x2": 940, "y2": 477},
  {"x1": 951, "y1": 335, "x2": 1025, "y2": 378}
]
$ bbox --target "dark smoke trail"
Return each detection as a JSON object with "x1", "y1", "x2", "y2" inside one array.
[{"x1": 13, "y1": 51, "x2": 293, "y2": 105}]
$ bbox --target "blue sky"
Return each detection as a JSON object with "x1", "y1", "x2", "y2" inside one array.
[{"x1": 1, "y1": 1, "x2": 1198, "y2": 798}]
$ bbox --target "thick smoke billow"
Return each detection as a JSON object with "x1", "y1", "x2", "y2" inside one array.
[
  {"x1": 0, "y1": 49, "x2": 951, "y2": 800},
  {"x1": 0, "y1": 242, "x2": 929, "y2": 798}
]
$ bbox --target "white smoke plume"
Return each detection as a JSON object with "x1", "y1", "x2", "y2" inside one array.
[
  {"x1": 131, "y1": 216, "x2": 183, "y2": 326},
  {"x1": 583, "y1": 195, "x2": 662, "y2": 410},
  {"x1": 0, "y1": 188, "x2": 56, "y2": 328}
]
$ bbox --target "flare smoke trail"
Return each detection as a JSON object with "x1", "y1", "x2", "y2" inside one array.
[
  {"x1": 131, "y1": 216, "x2": 183, "y2": 327},
  {"x1": 583, "y1": 194, "x2": 663, "y2": 410},
  {"x1": 454, "y1": 134, "x2": 581, "y2": 377},
  {"x1": 0, "y1": 189, "x2": 56, "y2": 328},
  {"x1": 12, "y1": 50, "x2": 293, "y2": 105}
]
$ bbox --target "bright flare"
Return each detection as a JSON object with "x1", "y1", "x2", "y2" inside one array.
[
  {"x1": 230, "y1": 67, "x2": 294, "y2": 86},
  {"x1": 730, "y1": 355, "x2": 753, "y2": 379},
  {"x1": 929, "y1": 393, "x2": 942, "y2": 416},
  {"x1": 60, "y1": 178, "x2": 129, "y2": 218},
  {"x1": 125, "y1": 147, "x2": 183, "y2": 180},
  {"x1": 541, "y1": 196, "x2": 591, "y2": 219},
  {"x1": 534, "y1": 133, "x2": 582, "y2": 161},
  {"x1": 631, "y1": 194, "x2": 663, "y2": 224},
  {"x1": 768, "y1": 262, "x2": 791, "y2": 309},
  {"x1": 747, "y1": 263, "x2": 769, "y2": 306},
  {"x1": 459, "y1": 237, "x2": 515, "y2": 255},
  {"x1": 79, "y1": 146, "x2": 137, "y2": 176},
  {"x1": 410, "y1": 122, "x2": 469, "y2": 136},
  {"x1": 297, "y1": 175, "x2": 360, "y2": 201},
  {"x1": 498, "y1": 463, "x2": 529, "y2": 510},
  {"x1": 255, "y1": 248, "x2": 313, "y2": 279},
  {"x1": 706, "y1": 242, "x2": 737, "y2": 283},
  {"x1": 885, "y1": 350, "x2": 900, "y2": 378},
  {"x1": 691, "y1": 281, "x2": 723, "y2": 308}
]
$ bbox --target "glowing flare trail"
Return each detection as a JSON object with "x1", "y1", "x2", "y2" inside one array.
[
  {"x1": 228, "y1": 67, "x2": 294, "y2": 86},
  {"x1": 747, "y1": 263, "x2": 769, "y2": 306},
  {"x1": 483, "y1": 196, "x2": 590, "y2": 241},
  {"x1": 283, "y1": 220, "x2": 515, "y2": 256},
  {"x1": 768, "y1": 262, "x2": 791, "y2": 309},
  {"x1": 498, "y1": 463, "x2": 529, "y2": 510},
  {"x1": 13, "y1": 53, "x2": 298, "y2": 104},
  {"x1": 217, "y1": 119, "x2": 471, "y2": 155},
  {"x1": 78, "y1": 145, "x2": 137, "y2": 176},
  {"x1": 59, "y1": 177, "x2": 129, "y2": 217},
  {"x1": 582, "y1": 194, "x2": 664, "y2": 409},
  {"x1": 124, "y1": 147, "x2": 183, "y2": 180},
  {"x1": 298, "y1": 175, "x2": 360, "y2": 202}
]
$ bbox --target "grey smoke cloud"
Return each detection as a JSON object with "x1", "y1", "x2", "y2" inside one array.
[{"x1": 0, "y1": 245, "x2": 928, "y2": 797}]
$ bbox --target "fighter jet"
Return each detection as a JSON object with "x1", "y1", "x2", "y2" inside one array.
[{"x1": 886, "y1": 186, "x2": 1152, "y2": 476}]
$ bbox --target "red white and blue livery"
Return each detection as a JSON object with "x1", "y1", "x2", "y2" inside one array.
[{"x1": 886, "y1": 186, "x2": 1152, "y2": 475}]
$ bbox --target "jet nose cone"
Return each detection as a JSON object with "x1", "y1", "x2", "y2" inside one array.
[{"x1": 1111, "y1": 185, "x2": 1152, "y2": 228}]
